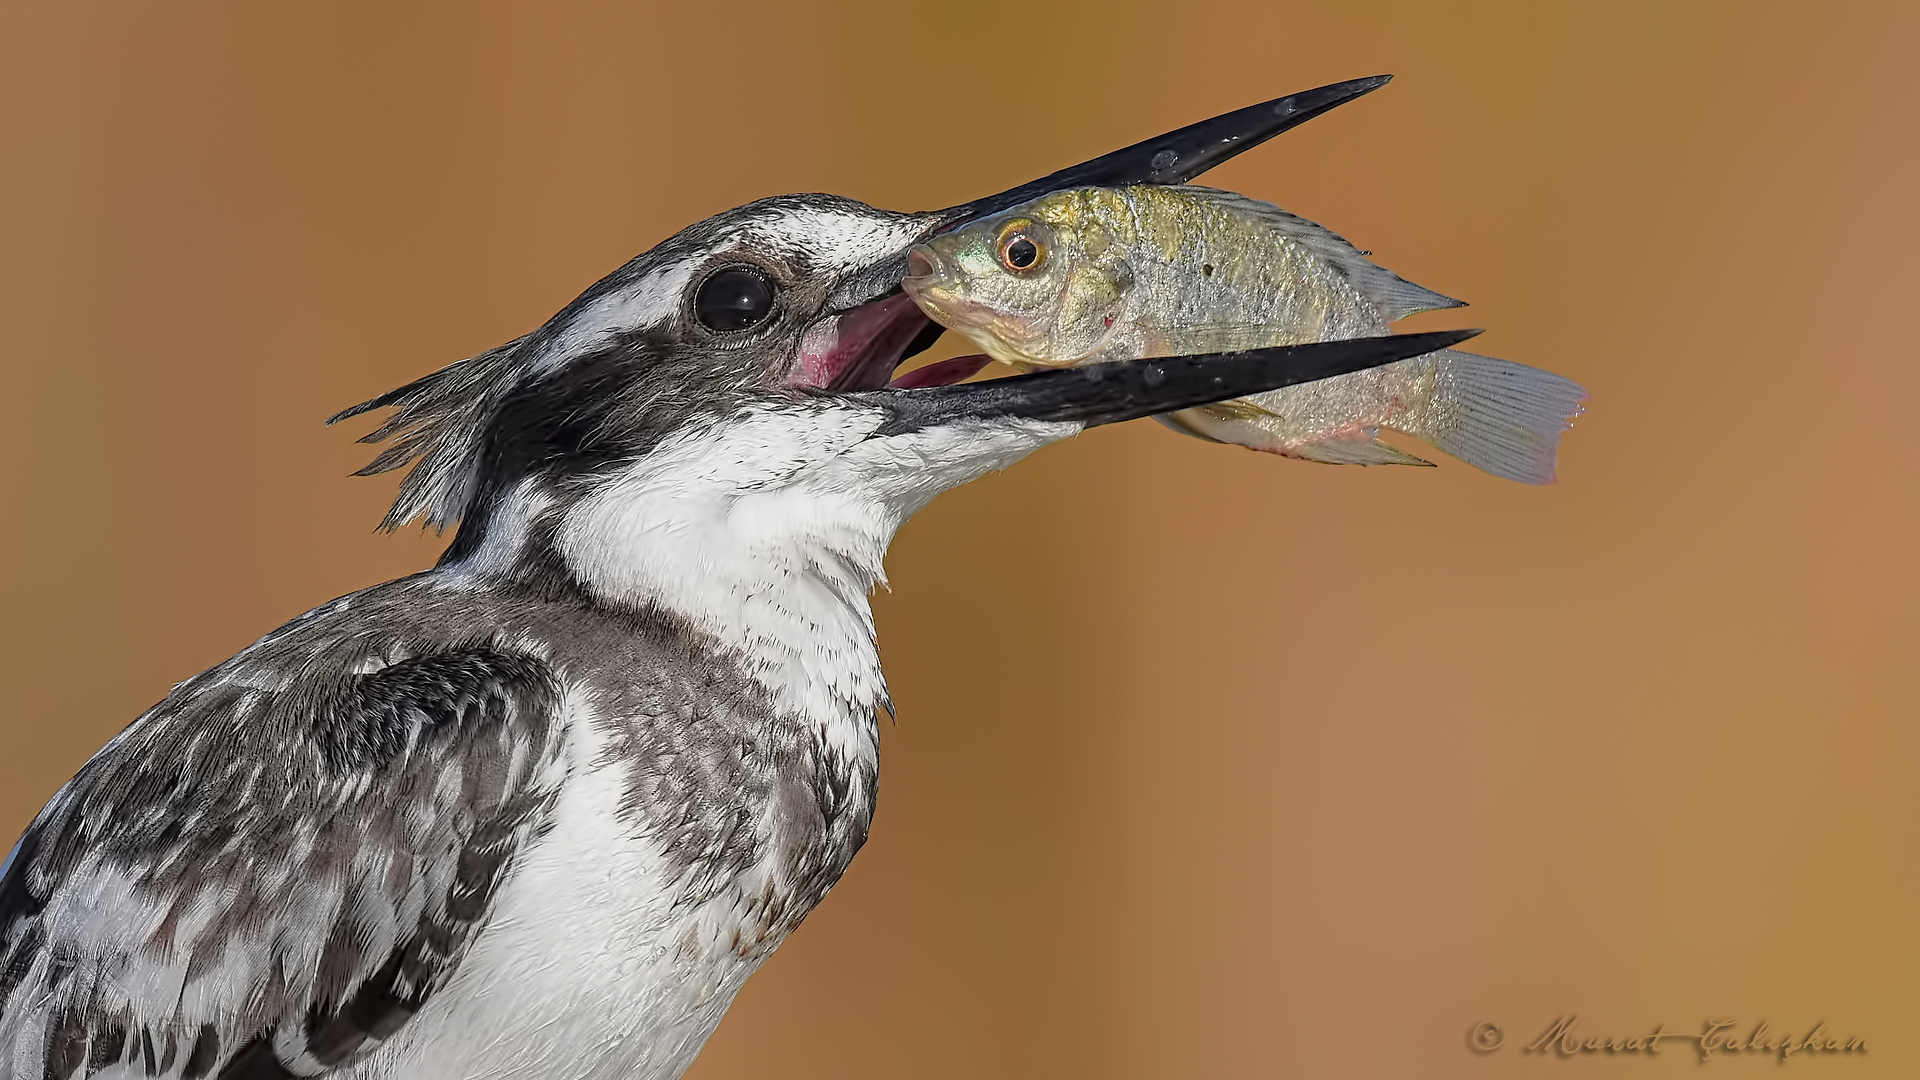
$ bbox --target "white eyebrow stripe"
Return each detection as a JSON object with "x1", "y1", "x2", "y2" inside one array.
[{"x1": 532, "y1": 260, "x2": 698, "y2": 372}]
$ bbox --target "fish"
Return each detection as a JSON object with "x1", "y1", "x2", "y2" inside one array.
[{"x1": 901, "y1": 185, "x2": 1587, "y2": 483}]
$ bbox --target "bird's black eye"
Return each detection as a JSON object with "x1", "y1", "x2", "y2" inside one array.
[{"x1": 693, "y1": 266, "x2": 777, "y2": 332}]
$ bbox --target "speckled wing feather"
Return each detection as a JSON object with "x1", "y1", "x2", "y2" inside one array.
[{"x1": 0, "y1": 647, "x2": 566, "y2": 1079}]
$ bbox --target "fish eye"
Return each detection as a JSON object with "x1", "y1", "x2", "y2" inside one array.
[
  {"x1": 997, "y1": 226, "x2": 1046, "y2": 273},
  {"x1": 693, "y1": 265, "x2": 777, "y2": 332}
]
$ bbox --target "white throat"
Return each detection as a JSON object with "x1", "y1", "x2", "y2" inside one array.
[{"x1": 547, "y1": 403, "x2": 1075, "y2": 758}]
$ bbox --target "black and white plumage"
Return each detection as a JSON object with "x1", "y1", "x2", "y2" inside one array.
[{"x1": 0, "y1": 78, "x2": 1471, "y2": 1079}]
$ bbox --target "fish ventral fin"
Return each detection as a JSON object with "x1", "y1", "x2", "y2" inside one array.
[
  {"x1": 1173, "y1": 186, "x2": 1467, "y2": 321},
  {"x1": 1286, "y1": 432, "x2": 1436, "y2": 467},
  {"x1": 1423, "y1": 350, "x2": 1588, "y2": 484},
  {"x1": 1155, "y1": 407, "x2": 1436, "y2": 466}
]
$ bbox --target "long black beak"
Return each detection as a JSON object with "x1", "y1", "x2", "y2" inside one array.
[
  {"x1": 870, "y1": 329, "x2": 1479, "y2": 435},
  {"x1": 933, "y1": 74, "x2": 1390, "y2": 229}
]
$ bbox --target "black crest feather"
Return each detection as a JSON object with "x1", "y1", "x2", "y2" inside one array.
[{"x1": 327, "y1": 335, "x2": 532, "y2": 532}]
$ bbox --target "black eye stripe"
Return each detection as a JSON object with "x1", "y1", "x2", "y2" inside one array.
[{"x1": 693, "y1": 265, "x2": 777, "y2": 332}]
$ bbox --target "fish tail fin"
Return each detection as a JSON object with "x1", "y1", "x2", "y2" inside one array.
[{"x1": 1418, "y1": 351, "x2": 1588, "y2": 484}]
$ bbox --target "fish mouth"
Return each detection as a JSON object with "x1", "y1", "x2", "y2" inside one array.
[{"x1": 897, "y1": 244, "x2": 990, "y2": 334}]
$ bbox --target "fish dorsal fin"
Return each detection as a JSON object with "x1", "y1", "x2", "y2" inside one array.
[{"x1": 1173, "y1": 186, "x2": 1467, "y2": 321}]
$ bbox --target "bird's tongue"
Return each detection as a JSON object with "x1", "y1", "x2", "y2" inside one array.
[{"x1": 791, "y1": 293, "x2": 984, "y2": 392}]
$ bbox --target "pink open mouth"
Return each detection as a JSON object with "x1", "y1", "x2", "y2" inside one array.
[{"x1": 788, "y1": 293, "x2": 992, "y2": 392}]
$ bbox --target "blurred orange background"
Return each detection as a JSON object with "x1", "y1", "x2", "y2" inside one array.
[{"x1": 2, "y1": 2, "x2": 1914, "y2": 1077}]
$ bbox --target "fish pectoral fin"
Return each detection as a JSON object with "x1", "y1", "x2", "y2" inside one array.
[
  {"x1": 1152, "y1": 410, "x2": 1229, "y2": 443},
  {"x1": 1152, "y1": 399, "x2": 1277, "y2": 444},
  {"x1": 1287, "y1": 431, "x2": 1436, "y2": 467}
]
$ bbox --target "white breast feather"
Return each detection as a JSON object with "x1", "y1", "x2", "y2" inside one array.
[{"x1": 552, "y1": 406, "x2": 1073, "y2": 758}]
